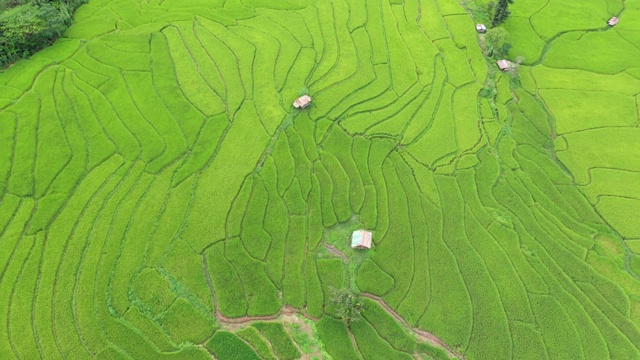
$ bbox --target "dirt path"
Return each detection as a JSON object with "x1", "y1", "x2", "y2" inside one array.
[
  {"x1": 206, "y1": 249, "x2": 461, "y2": 359},
  {"x1": 361, "y1": 294, "x2": 464, "y2": 360},
  {"x1": 324, "y1": 243, "x2": 348, "y2": 262},
  {"x1": 281, "y1": 313, "x2": 325, "y2": 360},
  {"x1": 215, "y1": 305, "x2": 320, "y2": 331},
  {"x1": 210, "y1": 292, "x2": 461, "y2": 359},
  {"x1": 215, "y1": 306, "x2": 326, "y2": 358}
]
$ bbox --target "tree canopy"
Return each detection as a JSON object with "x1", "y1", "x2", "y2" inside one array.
[{"x1": 491, "y1": 0, "x2": 514, "y2": 27}]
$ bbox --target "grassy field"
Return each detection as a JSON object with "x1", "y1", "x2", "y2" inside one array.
[
  {"x1": 0, "y1": 0, "x2": 639, "y2": 359},
  {"x1": 495, "y1": 0, "x2": 640, "y2": 265}
]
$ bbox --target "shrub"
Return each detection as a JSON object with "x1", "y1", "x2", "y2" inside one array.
[
  {"x1": 483, "y1": 27, "x2": 510, "y2": 58},
  {"x1": 0, "y1": 1, "x2": 86, "y2": 68},
  {"x1": 330, "y1": 288, "x2": 365, "y2": 325}
]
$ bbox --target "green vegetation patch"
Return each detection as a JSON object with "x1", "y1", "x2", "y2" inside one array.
[
  {"x1": 1, "y1": 0, "x2": 640, "y2": 359},
  {"x1": 132, "y1": 269, "x2": 176, "y2": 315},
  {"x1": 317, "y1": 316, "x2": 360, "y2": 360},
  {"x1": 356, "y1": 259, "x2": 394, "y2": 295},
  {"x1": 206, "y1": 331, "x2": 261, "y2": 360},
  {"x1": 362, "y1": 298, "x2": 417, "y2": 353},
  {"x1": 158, "y1": 298, "x2": 217, "y2": 345},
  {"x1": 237, "y1": 326, "x2": 278, "y2": 360},
  {"x1": 252, "y1": 322, "x2": 301, "y2": 360}
]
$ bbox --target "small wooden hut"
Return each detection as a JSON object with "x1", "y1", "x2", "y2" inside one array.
[
  {"x1": 351, "y1": 230, "x2": 372, "y2": 249},
  {"x1": 293, "y1": 95, "x2": 312, "y2": 109},
  {"x1": 608, "y1": 17, "x2": 619, "y2": 26},
  {"x1": 496, "y1": 59, "x2": 512, "y2": 71}
]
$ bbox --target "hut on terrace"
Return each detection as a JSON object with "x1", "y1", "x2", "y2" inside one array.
[
  {"x1": 293, "y1": 95, "x2": 312, "y2": 109},
  {"x1": 351, "y1": 230, "x2": 372, "y2": 249},
  {"x1": 476, "y1": 24, "x2": 487, "y2": 33},
  {"x1": 496, "y1": 59, "x2": 512, "y2": 71},
  {"x1": 608, "y1": 17, "x2": 619, "y2": 26}
]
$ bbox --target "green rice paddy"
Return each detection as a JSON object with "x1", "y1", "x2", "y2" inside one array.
[{"x1": 1, "y1": 0, "x2": 640, "y2": 359}]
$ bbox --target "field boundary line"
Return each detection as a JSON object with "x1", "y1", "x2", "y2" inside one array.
[{"x1": 361, "y1": 293, "x2": 464, "y2": 359}]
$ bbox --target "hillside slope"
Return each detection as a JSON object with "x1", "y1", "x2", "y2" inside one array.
[{"x1": 0, "y1": 0, "x2": 639, "y2": 359}]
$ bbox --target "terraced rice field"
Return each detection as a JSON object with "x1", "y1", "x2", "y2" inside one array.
[
  {"x1": 1, "y1": 0, "x2": 639, "y2": 359},
  {"x1": 499, "y1": 0, "x2": 640, "y2": 249}
]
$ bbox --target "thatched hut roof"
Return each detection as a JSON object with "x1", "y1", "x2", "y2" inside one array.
[
  {"x1": 496, "y1": 59, "x2": 512, "y2": 71},
  {"x1": 351, "y1": 230, "x2": 372, "y2": 249},
  {"x1": 293, "y1": 95, "x2": 312, "y2": 109}
]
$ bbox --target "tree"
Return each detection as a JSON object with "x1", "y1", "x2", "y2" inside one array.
[
  {"x1": 0, "y1": 0, "x2": 87, "y2": 68},
  {"x1": 491, "y1": 0, "x2": 514, "y2": 27},
  {"x1": 330, "y1": 288, "x2": 364, "y2": 326},
  {"x1": 483, "y1": 27, "x2": 510, "y2": 58}
]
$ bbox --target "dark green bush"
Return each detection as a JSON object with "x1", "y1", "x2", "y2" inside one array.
[{"x1": 0, "y1": 0, "x2": 86, "y2": 68}]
